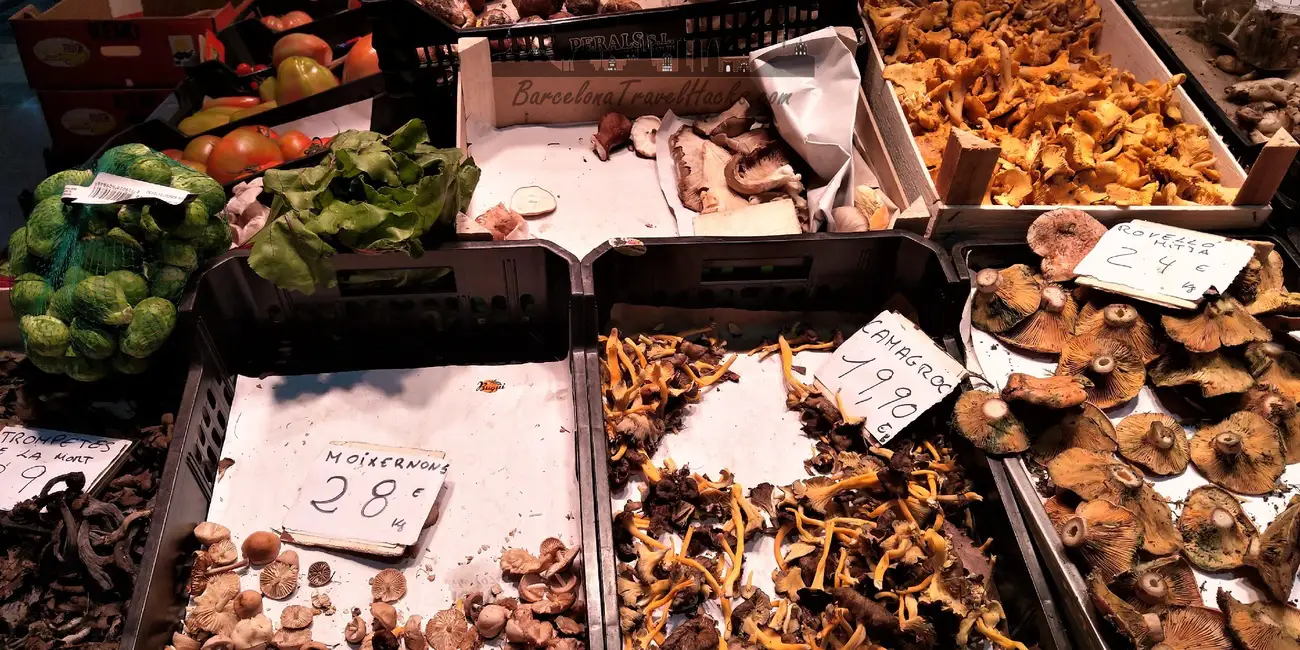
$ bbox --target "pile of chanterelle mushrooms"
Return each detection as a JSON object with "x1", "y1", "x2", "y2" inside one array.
[
  {"x1": 865, "y1": 0, "x2": 1237, "y2": 207},
  {"x1": 175, "y1": 524, "x2": 586, "y2": 650},
  {"x1": 963, "y1": 208, "x2": 1300, "y2": 649},
  {"x1": 600, "y1": 326, "x2": 1025, "y2": 650}
]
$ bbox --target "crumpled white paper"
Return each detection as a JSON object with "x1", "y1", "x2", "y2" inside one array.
[
  {"x1": 654, "y1": 110, "x2": 696, "y2": 236},
  {"x1": 222, "y1": 178, "x2": 270, "y2": 248}
]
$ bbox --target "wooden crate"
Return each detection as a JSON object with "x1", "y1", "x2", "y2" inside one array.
[
  {"x1": 861, "y1": 0, "x2": 1298, "y2": 239},
  {"x1": 451, "y1": 34, "x2": 920, "y2": 240}
]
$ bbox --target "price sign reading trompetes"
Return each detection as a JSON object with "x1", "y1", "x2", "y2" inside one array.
[
  {"x1": 283, "y1": 442, "x2": 449, "y2": 554},
  {"x1": 814, "y1": 311, "x2": 966, "y2": 445},
  {"x1": 1072, "y1": 221, "x2": 1256, "y2": 309},
  {"x1": 0, "y1": 426, "x2": 133, "y2": 511}
]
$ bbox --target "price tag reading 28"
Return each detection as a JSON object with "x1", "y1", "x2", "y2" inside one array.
[
  {"x1": 814, "y1": 311, "x2": 967, "y2": 445},
  {"x1": 283, "y1": 442, "x2": 450, "y2": 548}
]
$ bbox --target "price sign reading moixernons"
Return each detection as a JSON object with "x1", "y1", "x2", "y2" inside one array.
[
  {"x1": 283, "y1": 442, "x2": 449, "y2": 552},
  {"x1": 1072, "y1": 221, "x2": 1255, "y2": 309},
  {"x1": 815, "y1": 311, "x2": 967, "y2": 445},
  {"x1": 0, "y1": 426, "x2": 133, "y2": 511}
]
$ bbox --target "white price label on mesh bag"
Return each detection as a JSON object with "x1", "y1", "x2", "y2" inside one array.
[
  {"x1": 62, "y1": 172, "x2": 191, "y2": 206},
  {"x1": 1071, "y1": 221, "x2": 1255, "y2": 309},
  {"x1": 283, "y1": 442, "x2": 450, "y2": 548},
  {"x1": 814, "y1": 311, "x2": 966, "y2": 445},
  {"x1": 0, "y1": 426, "x2": 133, "y2": 510}
]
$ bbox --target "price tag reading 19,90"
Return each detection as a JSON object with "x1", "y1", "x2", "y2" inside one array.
[
  {"x1": 814, "y1": 311, "x2": 967, "y2": 445},
  {"x1": 283, "y1": 442, "x2": 450, "y2": 548}
]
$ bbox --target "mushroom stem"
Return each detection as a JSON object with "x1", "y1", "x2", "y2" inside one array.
[
  {"x1": 1059, "y1": 516, "x2": 1088, "y2": 549},
  {"x1": 1145, "y1": 423, "x2": 1176, "y2": 451},
  {"x1": 981, "y1": 398, "x2": 1010, "y2": 422},
  {"x1": 1040, "y1": 286, "x2": 1066, "y2": 313},
  {"x1": 1213, "y1": 432, "x2": 1243, "y2": 457},
  {"x1": 1261, "y1": 342, "x2": 1285, "y2": 359},
  {"x1": 975, "y1": 269, "x2": 1002, "y2": 294},
  {"x1": 1089, "y1": 355, "x2": 1116, "y2": 376},
  {"x1": 1135, "y1": 572, "x2": 1168, "y2": 605},
  {"x1": 1210, "y1": 508, "x2": 1235, "y2": 532},
  {"x1": 1142, "y1": 613, "x2": 1165, "y2": 643},
  {"x1": 1103, "y1": 304, "x2": 1138, "y2": 329},
  {"x1": 1110, "y1": 466, "x2": 1144, "y2": 490}
]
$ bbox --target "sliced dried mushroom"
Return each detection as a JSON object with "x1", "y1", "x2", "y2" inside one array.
[
  {"x1": 1218, "y1": 589, "x2": 1300, "y2": 650},
  {"x1": 1027, "y1": 208, "x2": 1107, "y2": 282},
  {"x1": 1240, "y1": 384, "x2": 1300, "y2": 463},
  {"x1": 197, "y1": 572, "x2": 241, "y2": 610},
  {"x1": 194, "y1": 521, "x2": 231, "y2": 546},
  {"x1": 1089, "y1": 574, "x2": 1165, "y2": 648},
  {"x1": 242, "y1": 531, "x2": 281, "y2": 566},
  {"x1": 1057, "y1": 499, "x2": 1142, "y2": 580},
  {"x1": 281, "y1": 605, "x2": 317, "y2": 630},
  {"x1": 1056, "y1": 339, "x2": 1146, "y2": 409},
  {"x1": 1150, "y1": 349, "x2": 1255, "y2": 398},
  {"x1": 725, "y1": 143, "x2": 802, "y2": 195},
  {"x1": 371, "y1": 568, "x2": 407, "y2": 602},
  {"x1": 952, "y1": 389, "x2": 1028, "y2": 454},
  {"x1": 1247, "y1": 342, "x2": 1300, "y2": 402},
  {"x1": 1245, "y1": 496, "x2": 1300, "y2": 602},
  {"x1": 1047, "y1": 448, "x2": 1182, "y2": 555},
  {"x1": 1030, "y1": 403, "x2": 1117, "y2": 465},
  {"x1": 712, "y1": 129, "x2": 776, "y2": 155},
  {"x1": 1179, "y1": 485, "x2": 1257, "y2": 572},
  {"x1": 189, "y1": 602, "x2": 238, "y2": 637},
  {"x1": 1190, "y1": 412, "x2": 1285, "y2": 495},
  {"x1": 208, "y1": 538, "x2": 238, "y2": 565},
  {"x1": 1111, "y1": 556, "x2": 1202, "y2": 609},
  {"x1": 630, "y1": 115, "x2": 660, "y2": 158},
  {"x1": 1115, "y1": 413, "x2": 1189, "y2": 476},
  {"x1": 259, "y1": 555, "x2": 299, "y2": 600},
  {"x1": 307, "y1": 561, "x2": 332, "y2": 587},
  {"x1": 1072, "y1": 303, "x2": 1161, "y2": 364},
  {"x1": 1155, "y1": 606, "x2": 1233, "y2": 650},
  {"x1": 592, "y1": 112, "x2": 632, "y2": 161},
  {"x1": 501, "y1": 548, "x2": 546, "y2": 575},
  {"x1": 693, "y1": 98, "x2": 758, "y2": 139},
  {"x1": 1162, "y1": 297, "x2": 1271, "y2": 353},
  {"x1": 670, "y1": 127, "x2": 709, "y2": 212},
  {"x1": 1001, "y1": 373, "x2": 1090, "y2": 409},
  {"x1": 994, "y1": 283, "x2": 1079, "y2": 353},
  {"x1": 971, "y1": 265, "x2": 1042, "y2": 334}
]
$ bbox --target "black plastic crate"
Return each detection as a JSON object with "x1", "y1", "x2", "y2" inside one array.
[
  {"x1": 121, "y1": 243, "x2": 606, "y2": 650},
  {"x1": 577, "y1": 233, "x2": 1073, "y2": 650},
  {"x1": 219, "y1": 0, "x2": 374, "y2": 74}
]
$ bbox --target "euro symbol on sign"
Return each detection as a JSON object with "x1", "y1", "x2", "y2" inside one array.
[{"x1": 412, "y1": 488, "x2": 425, "y2": 498}]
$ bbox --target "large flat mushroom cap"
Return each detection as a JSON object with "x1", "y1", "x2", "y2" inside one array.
[
  {"x1": 1150, "y1": 349, "x2": 1255, "y2": 398},
  {"x1": 1002, "y1": 372, "x2": 1091, "y2": 410},
  {"x1": 1073, "y1": 302, "x2": 1162, "y2": 365},
  {"x1": 1111, "y1": 556, "x2": 1202, "y2": 610},
  {"x1": 1162, "y1": 297, "x2": 1271, "y2": 354},
  {"x1": 1047, "y1": 448, "x2": 1182, "y2": 555},
  {"x1": 1115, "y1": 413, "x2": 1189, "y2": 476},
  {"x1": 1245, "y1": 496, "x2": 1300, "y2": 602},
  {"x1": 995, "y1": 282, "x2": 1079, "y2": 353},
  {"x1": 1219, "y1": 589, "x2": 1300, "y2": 650},
  {"x1": 1247, "y1": 342, "x2": 1300, "y2": 403},
  {"x1": 1239, "y1": 384, "x2": 1300, "y2": 464},
  {"x1": 1056, "y1": 339, "x2": 1146, "y2": 409},
  {"x1": 1026, "y1": 208, "x2": 1107, "y2": 282},
  {"x1": 952, "y1": 389, "x2": 1029, "y2": 454},
  {"x1": 971, "y1": 264, "x2": 1043, "y2": 333},
  {"x1": 1157, "y1": 606, "x2": 1233, "y2": 650},
  {"x1": 1190, "y1": 411, "x2": 1285, "y2": 495},
  {"x1": 1044, "y1": 493, "x2": 1080, "y2": 530},
  {"x1": 1030, "y1": 402, "x2": 1118, "y2": 465},
  {"x1": 1089, "y1": 573, "x2": 1165, "y2": 649},
  {"x1": 1178, "y1": 485, "x2": 1258, "y2": 572},
  {"x1": 1057, "y1": 498, "x2": 1142, "y2": 580}
]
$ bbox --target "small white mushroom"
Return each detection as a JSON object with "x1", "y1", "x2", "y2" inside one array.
[
  {"x1": 510, "y1": 186, "x2": 558, "y2": 218},
  {"x1": 631, "y1": 115, "x2": 661, "y2": 158}
]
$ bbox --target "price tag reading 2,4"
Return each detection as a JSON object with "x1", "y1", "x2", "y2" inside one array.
[
  {"x1": 814, "y1": 311, "x2": 967, "y2": 445},
  {"x1": 283, "y1": 442, "x2": 449, "y2": 549}
]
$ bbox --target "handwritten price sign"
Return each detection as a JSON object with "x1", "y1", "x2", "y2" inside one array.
[
  {"x1": 814, "y1": 311, "x2": 966, "y2": 445},
  {"x1": 0, "y1": 426, "x2": 132, "y2": 510},
  {"x1": 283, "y1": 442, "x2": 449, "y2": 548},
  {"x1": 1072, "y1": 221, "x2": 1255, "y2": 308}
]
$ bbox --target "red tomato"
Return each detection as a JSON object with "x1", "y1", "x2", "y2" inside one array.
[
  {"x1": 235, "y1": 62, "x2": 253, "y2": 75},
  {"x1": 261, "y1": 15, "x2": 283, "y2": 31},
  {"x1": 342, "y1": 34, "x2": 379, "y2": 84},
  {"x1": 183, "y1": 135, "x2": 222, "y2": 165},
  {"x1": 206, "y1": 130, "x2": 285, "y2": 184},
  {"x1": 161, "y1": 149, "x2": 186, "y2": 161},
  {"x1": 278, "y1": 131, "x2": 313, "y2": 159},
  {"x1": 235, "y1": 125, "x2": 280, "y2": 140},
  {"x1": 280, "y1": 10, "x2": 313, "y2": 29},
  {"x1": 202, "y1": 96, "x2": 261, "y2": 110}
]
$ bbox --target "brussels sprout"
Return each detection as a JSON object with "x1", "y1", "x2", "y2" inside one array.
[
  {"x1": 171, "y1": 200, "x2": 210, "y2": 240},
  {"x1": 72, "y1": 276, "x2": 133, "y2": 326},
  {"x1": 62, "y1": 265, "x2": 91, "y2": 289},
  {"x1": 195, "y1": 219, "x2": 233, "y2": 258},
  {"x1": 8, "y1": 226, "x2": 35, "y2": 276},
  {"x1": 117, "y1": 205, "x2": 142, "y2": 235},
  {"x1": 27, "y1": 198, "x2": 68, "y2": 259},
  {"x1": 85, "y1": 204, "x2": 116, "y2": 236},
  {"x1": 21, "y1": 314, "x2": 70, "y2": 356},
  {"x1": 70, "y1": 318, "x2": 117, "y2": 360},
  {"x1": 160, "y1": 240, "x2": 198, "y2": 271},
  {"x1": 28, "y1": 353, "x2": 66, "y2": 374},
  {"x1": 149, "y1": 265, "x2": 189, "y2": 302},
  {"x1": 101, "y1": 143, "x2": 153, "y2": 160},
  {"x1": 170, "y1": 172, "x2": 226, "y2": 215},
  {"x1": 10, "y1": 275, "x2": 51, "y2": 317},
  {"x1": 64, "y1": 350, "x2": 108, "y2": 382},
  {"x1": 120, "y1": 297, "x2": 176, "y2": 359},
  {"x1": 106, "y1": 269, "x2": 148, "y2": 306},
  {"x1": 33, "y1": 169, "x2": 93, "y2": 204},
  {"x1": 127, "y1": 157, "x2": 172, "y2": 186},
  {"x1": 79, "y1": 237, "x2": 138, "y2": 274},
  {"x1": 105, "y1": 227, "x2": 143, "y2": 251},
  {"x1": 46, "y1": 285, "x2": 76, "y2": 321},
  {"x1": 140, "y1": 207, "x2": 164, "y2": 241},
  {"x1": 111, "y1": 352, "x2": 150, "y2": 375}
]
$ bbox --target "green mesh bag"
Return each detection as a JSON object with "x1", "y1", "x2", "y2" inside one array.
[{"x1": 9, "y1": 144, "x2": 232, "y2": 379}]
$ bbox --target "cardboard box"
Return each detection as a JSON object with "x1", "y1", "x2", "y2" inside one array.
[
  {"x1": 37, "y1": 86, "x2": 175, "y2": 160},
  {"x1": 10, "y1": 0, "x2": 245, "y2": 90}
]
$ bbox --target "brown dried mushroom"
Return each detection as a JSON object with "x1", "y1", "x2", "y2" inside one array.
[
  {"x1": 281, "y1": 605, "x2": 316, "y2": 630},
  {"x1": 371, "y1": 602, "x2": 399, "y2": 633},
  {"x1": 371, "y1": 568, "x2": 407, "y2": 603},
  {"x1": 1240, "y1": 384, "x2": 1300, "y2": 463},
  {"x1": 1115, "y1": 413, "x2": 1189, "y2": 476},
  {"x1": 1247, "y1": 342, "x2": 1300, "y2": 402},
  {"x1": 259, "y1": 552, "x2": 299, "y2": 600},
  {"x1": 501, "y1": 548, "x2": 546, "y2": 575},
  {"x1": 693, "y1": 98, "x2": 758, "y2": 139},
  {"x1": 1178, "y1": 486, "x2": 1257, "y2": 572},
  {"x1": 1245, "y1": 496, "x2": 1300, "y2": 602},
  {"x1": 592, "y1": 112, "x2": 632, "y2": 161},
  {"x1": 1190, "y1": 411, "x2": 1285, "y2": 495},
  {"x1": 1111, "y1": 556, "x2": 1202, "y2": 610},
  {"x1": 1089, "y1": 574, "x2": 1165, "y2": 649},
  {"x1": 1072, "y1": 302, "x2": 1161, "y2": 365},
  {"x1": 1027, "y1": 208, "x2": 1107, "y2": 282},
  {"x1": 1154, "y1": 606, "x2": 1233, "y2": 650},
  {"x1": 725, "y1": 143, "x2": 802, "y2": 195},
  {"x1": 308, "y1": 561, "x2": 332, "y2": 587},
  {"x1": 1057, "y1": 499, "x2": 1142, "y2": 580},
  {"x1": 952, "y1": 389, "x2": 1029, "y2": 454},
  {"x1": 1056, "y1": 339, "x2": 1146, "y2": 409},
  {"x1": 231, "y1": 615, "x2": 273, "y2": 650},
  {"x1": 242, "y1": 531, "x2": 281, "y2": 566},
  {"x1": 1218, "y1": 589, "x2": 1300, "y2": 650},
  {"x1": 425, "y1": 607, "x2": 473, "y2": 650},
  {"x1": 194, "y1": 521, "x2": 232, "y2": 546},
  {"x1": 994, "y1": 283, "x2": 1079, "y2": 353},
  {"x1": 1047, "y1": 448, "x2": 1182, "y2": 555},
  {"x1": 1150, "y1": 349, "x2": 1255, "y2": 398},
  {"x1": 1030, "y1": 403, "x2": 1118, "y2": 465},
  {"x1": 233, "y1": 590, "x2": 263, "y2": 619},
  {"x1": 404, "y1": 616, "x2": 427, "y2": 650},
  {"x1": 1001, "y1": 373, "x2": 1090, "y2": 409},
  {"x1": 971, "y1": 265, "x2": 1043, "y2": 333},
  {"x1": 344, "y1": 608, "x2": 368, "y2": 644},
  {"x1": 475, "y1": 604, "x2": 509, "y2": 638},
  {"x1": 1162, "y1": 297, "x2": 1272, "y2": 354}
]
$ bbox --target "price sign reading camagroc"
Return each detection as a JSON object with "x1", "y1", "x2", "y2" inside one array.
[
  {"x1": 0, "y1": 426, "x2": 132, "y2": 511},
  {"x1": 283, "y1": 442, "x2": 449, "y2": 554},
  {"x1": 1071, "y1": 221, "x2": 1255, "y2": 310},
  {"x1": 814, "y1": 311, "x2": 966, "y2": 445}
]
